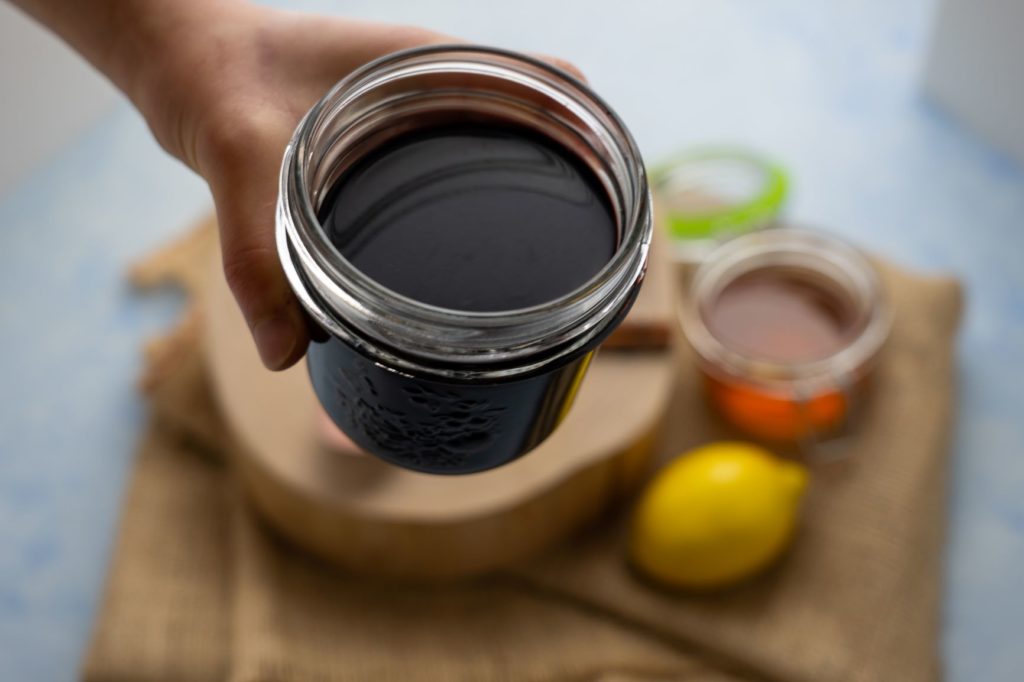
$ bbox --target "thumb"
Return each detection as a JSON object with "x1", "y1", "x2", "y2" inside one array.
[{"x1": 206, "y1": 121, "x2": 309, "y2": 371}]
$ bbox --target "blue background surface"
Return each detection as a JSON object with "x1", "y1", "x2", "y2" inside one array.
[{"x1": 1, "y1": 1, "x2": 1022, "y2": 679}]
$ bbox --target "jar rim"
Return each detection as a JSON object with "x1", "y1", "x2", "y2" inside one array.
[
  {"x1": 680, "y1": 227, "x2": 891, "y2": 392},
  {"x1": 649, "y1": 147, "x2": 789, "y2": 238},
  {"x1": 277, "y1": 44, "x2": 651, "y2": 375}
]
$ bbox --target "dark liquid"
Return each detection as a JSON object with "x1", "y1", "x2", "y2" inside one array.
[
  {"x1": 308, "y1": 123, "x2": 633, "y2": 474},
  {"x1": 706, "y1": 269, "x2": 854, "y2": 363},
  {"x1": 310, "y1": 335, "x2": 594, "y2": 473},
  {"x1": 318, "y1": 124, "x2": 617, "y2": 311}
]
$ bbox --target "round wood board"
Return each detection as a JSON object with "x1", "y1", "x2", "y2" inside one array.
[{"x1": 202, "y1": 240, "x2": 677, "y2": 578}]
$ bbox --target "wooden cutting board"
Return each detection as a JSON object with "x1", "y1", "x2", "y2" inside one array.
[{"x1": 201, "y1": 226, "x2": 678, "y2": 578}]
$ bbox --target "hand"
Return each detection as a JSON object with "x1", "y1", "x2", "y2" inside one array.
[
  {"x1": 127, "y1": 5, "x2": 453, "y2": 369},
  {"x1": 11, "y1": 0, "x2": 582, "y2": 369},
  {"x1": 126, "y1": 4, "x2": 583, "y2": 370}
]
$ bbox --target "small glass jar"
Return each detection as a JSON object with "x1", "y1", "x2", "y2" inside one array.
[
  {"x1": 680, "y1": 228, "x2": 890, "y2": 447},
  {"x1": 650, "y1": 147, "x2": 789, "y2": 264},
  {"x1": 277, "y1": 46, "x2": 652, "y2": 475}
]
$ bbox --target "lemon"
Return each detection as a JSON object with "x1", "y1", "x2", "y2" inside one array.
[{"x1": 629, "y1": 442, "x2": 807, "y2": 589}]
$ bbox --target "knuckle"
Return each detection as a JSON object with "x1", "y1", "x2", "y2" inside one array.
[
  {"x1": 198, "y1": 107, "x2": 278, "y2": 176},
  {"x1": 221, "y1": 242, "x2": 281, "y2": 309}
]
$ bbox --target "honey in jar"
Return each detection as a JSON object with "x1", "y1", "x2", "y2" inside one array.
[{"x1": 682, "y1": 229, "x2": 890, "y2": 444}]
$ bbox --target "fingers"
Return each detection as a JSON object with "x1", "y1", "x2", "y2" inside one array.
[
  {"x1": 276, "y1": 17, "x2": 458, "y2": 91},
  {"x1": 204, "y1": 112, "x2": 309, "y2": 371},
  {"x1": 331, "y1": 22, "x2": 459, "y2": 67},
  {"x1": 277, "y1": 14, "x2": 588, "y2": 98},
  {"x1": 533, "y1": 53, "x2": 588, "y2": 83}
]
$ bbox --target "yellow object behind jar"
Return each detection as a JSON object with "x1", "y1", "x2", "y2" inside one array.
[{"x1": 630, "y1": 442, "x2": 807, "y2": 589}]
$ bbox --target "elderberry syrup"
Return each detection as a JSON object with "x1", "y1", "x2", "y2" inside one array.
[{"x1": 277, "y1": 46, "x2": 652, "y2": 474}]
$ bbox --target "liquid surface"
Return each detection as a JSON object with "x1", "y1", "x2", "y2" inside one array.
[
  {"x1": 706, "y1": 269, "x2": 853, "y2": 363},
  {"x1": 319, "y1": 124, "x2": 617, "y2": 312}
]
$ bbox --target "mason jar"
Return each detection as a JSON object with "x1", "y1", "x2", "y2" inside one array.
[
  {"x1": 277, "y1": 46, "x2": 652, "y2": 475},
  {"x1": 680, "y1": 228, "x2": 890, "y2": 448},
  {"x1": 651, "y1": 147, "x2": 789, "y2": 265}
]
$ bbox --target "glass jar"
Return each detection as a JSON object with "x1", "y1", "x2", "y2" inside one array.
[
  {"x1": 680, "y1": 228, "x2": 890, "y2": 448},
  {"x1": 650, "y1": 147, "x2": 789, "y2": 264},
  {"x1": 277, "y1": 46, "x2": 652, "y2": 475}
]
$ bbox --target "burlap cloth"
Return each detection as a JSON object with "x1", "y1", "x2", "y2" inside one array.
[{"x1": 81, "y1": 224, "x2": 963, "y2": 682}]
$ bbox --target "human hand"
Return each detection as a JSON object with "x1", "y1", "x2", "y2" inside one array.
[
  {"x1": 125, "y1": 3, "x2": 583, "y2": 370},
  {"x1": 125, "y1": 4, "x2": 452, "y2": 369}
]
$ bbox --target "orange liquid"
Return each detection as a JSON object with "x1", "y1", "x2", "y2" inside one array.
[
  {"x1": 704, "y1": 374, "x2": 847, "y2": 442},
  {"x1": 703, "y1": 270, "x2": 855, "y2": 441}
]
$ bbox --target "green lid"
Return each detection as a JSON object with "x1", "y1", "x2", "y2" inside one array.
[{"x1": 650, "y1": 148, "x2": 789, "y2": 241}]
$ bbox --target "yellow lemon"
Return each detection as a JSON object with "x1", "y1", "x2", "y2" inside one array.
[{"x1": 630, "y1": 442, "x2": 808, "y2": 589}]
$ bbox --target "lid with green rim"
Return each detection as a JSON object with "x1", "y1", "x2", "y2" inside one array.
[{"x1": 650, "y1": 147, "x2": 789, "y2": 241}]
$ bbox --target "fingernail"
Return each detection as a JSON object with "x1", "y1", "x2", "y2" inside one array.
[{"x1": 252, "y1": 309, "x2": 299, "y2": 370}]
